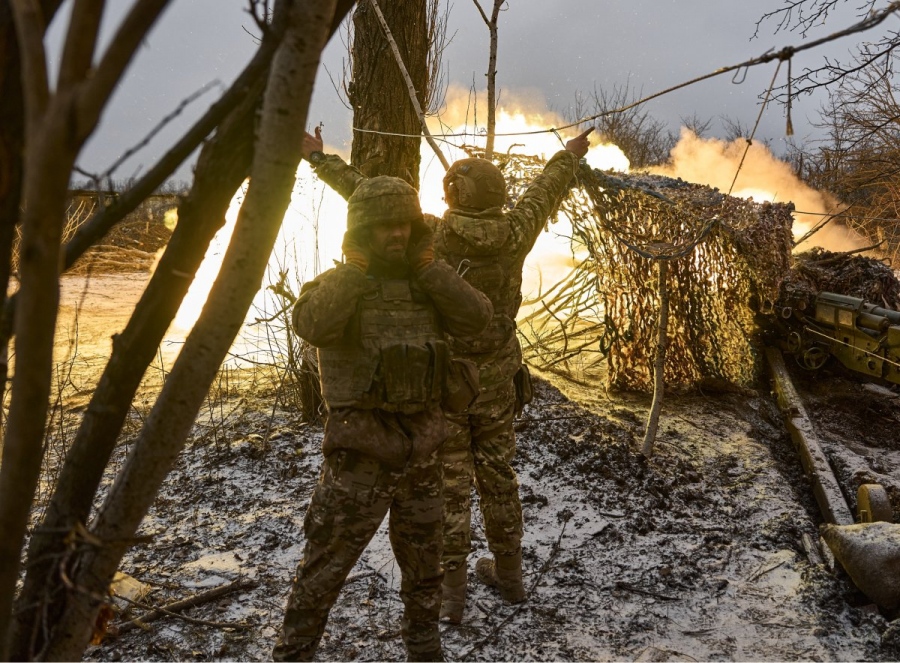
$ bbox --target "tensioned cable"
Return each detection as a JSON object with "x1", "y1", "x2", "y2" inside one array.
[
  {"x1": 792, "y1": 210, "x2": 899, "y2": 223},
  {"x1": 727, "y1": 61, "x2": 782, "y2": 196},
  {"x1": 349, "y1": 2, "x2": 900, "y2": 142}
]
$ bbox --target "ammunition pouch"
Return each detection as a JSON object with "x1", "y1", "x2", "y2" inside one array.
[
  {"x1": 513, "y1": 364, "x2": 534, "y2": 415},
  {"x1": 379, "y1": 341, "x2": 448, "y2": 413},
  {"x1": 317, "y1": 278, "x2": 450, "y2": 413},
  {"x1": 442, "y1": 357, "x2": 480, "y2": 414}
]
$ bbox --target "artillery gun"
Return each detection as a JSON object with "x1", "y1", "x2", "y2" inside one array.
[
  {"x1": 764, "y1": 293, "x2": 900, "y2": 609},
  {"x1": 768, "y1": 292, "x2": 900, "y2": 387}
]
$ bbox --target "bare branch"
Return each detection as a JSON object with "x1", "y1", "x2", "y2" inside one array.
[
  {"x1": 755, "y1": 0, "x2": 878, "y2": 38},
  {"x1": 471, "y1": 0, "x2": 490, "y2": 26},
  {"x1": 483, "y1": 0, "x2": 503, "y2": 159},
  {"x1": 58, "y1": 0, "x2": 104, "y2": 90},
  {"x1": 10, "y1": 0, "x2": 50, "y2": 124},
  {"x1": 76, "y1": 0, "x2": 173, "y2": 142},
  {"x1": 95, "y1": 80, "x2": 220, "y2": 181}
]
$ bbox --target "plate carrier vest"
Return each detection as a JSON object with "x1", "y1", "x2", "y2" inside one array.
[
  {"x1": 317, "y1": 278, "x2": 448, "y2": 413},
  {"x1": 437, "y1": 224, "x2": 520, "y2": 355}
]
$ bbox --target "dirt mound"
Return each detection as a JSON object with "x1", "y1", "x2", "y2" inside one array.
[
  {"x1": 55, "y1": 192, "x2": 177, "y2": 274},
  {"x1": 69, "y1": 216, "x2": 173, "y2": 274}
]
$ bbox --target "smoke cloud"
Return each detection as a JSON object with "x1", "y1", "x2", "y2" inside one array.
[{"x1": 651, "y1": 128, "x2": 867, "y2": 253}]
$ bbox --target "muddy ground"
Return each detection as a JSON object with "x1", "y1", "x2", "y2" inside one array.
[
  {"x1": 24, "y1": 273, "x2": 900, "y2": 662},
  {"x1": 58, "y1": 333, "x2": 897, "y2": 659}
]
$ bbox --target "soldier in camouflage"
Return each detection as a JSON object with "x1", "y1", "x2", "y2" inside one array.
[
  {"x1": 301, "y1": 125, "x2": 592, "y2": 623},
  {"x1": 273, "y1": 176, "x2": 493, "y2": 662}
]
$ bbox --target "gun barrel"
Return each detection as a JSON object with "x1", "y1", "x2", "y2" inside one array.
[
  {"x1": 858, "y1": 311, "x2": 890, "y2": 333},
  {"x1": 866, "y1": 304, "x2": 900, "y2": 326}
]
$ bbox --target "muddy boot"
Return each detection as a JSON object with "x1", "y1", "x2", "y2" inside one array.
[
  {"x1": 403, "y1": 618, "x2": 444, "y2": 662},
  {"x1": 272, "y1": 609, "x2": 324, "y2": 662},
  {"x1": 407, "y1": 647, "x2": 445, "y2": 662},
  {"x1": 475, "y1": 550, "x2": 526, "y2": 603},
  {"x1": 439, "y1": 565, "x2": 468, "y2": 624},
  {"x1": 272, "y1": 632, "x2": 319, "y2": 662}
]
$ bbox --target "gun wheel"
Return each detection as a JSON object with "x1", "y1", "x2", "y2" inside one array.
[
  {"x1": 857, "y1": 484, "x2": 893, "y2": 523},
  {"x1": 800, "y1": 346, "x2": 828, "y2": 370}
]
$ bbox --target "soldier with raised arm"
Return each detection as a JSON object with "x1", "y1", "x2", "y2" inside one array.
[
  {"x1": 301, "y1": 126, "x2": 592, "y2": 623},
  {"x1": 273, "y1": 176, "x2": 492, "y2": 661}
]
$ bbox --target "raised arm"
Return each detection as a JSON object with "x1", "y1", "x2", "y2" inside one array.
[
  {"x1": 301, "y1": 126, "x2": 367, "y2": 200},
  {"x1": 417, "y1": 260, "x2": 493, "y2": 338},
  {"x1": 506, "y1": 127, "x2": 594, "y2": 258}
]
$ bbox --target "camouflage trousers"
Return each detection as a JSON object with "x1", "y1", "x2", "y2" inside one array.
[
  {"x1": 441, "y1": 380, "x2": 523, "y2": 571},
  {"x1": 274, "y1": 448, "x2": 444, "y2": 662}
]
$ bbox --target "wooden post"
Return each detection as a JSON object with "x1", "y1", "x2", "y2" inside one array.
[
  {"x1": 641, "y1": 258, "x2": 669, "y2": 458},
  {"x1": 765, "y1": 346, "x2": 854, "y2": 525}
]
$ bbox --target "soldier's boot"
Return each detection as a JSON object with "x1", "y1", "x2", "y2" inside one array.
[
  {"x1": 272, "y1": 638, "x2": 317, "y2": 663},
  {"x1": 272, "y1": 609, "x2": 324, "y2": 662},
  {"x1": 439, "y1": 565, "x2": 468, "y2": 624},
  {"x1": 403, "y1": 619, "x2": 444, "y2": 662},
  {"x1": 475, "y1": 550, "x2": 526, "y2": 604}
]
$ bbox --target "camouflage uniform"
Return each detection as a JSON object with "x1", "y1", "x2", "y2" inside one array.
[
  {"x1": 274, "y1": 178, "x2": 492, "y2": 662},
  {"x1": 311, "y1": 150, "x2": 579, "y2": 576},
  {"x1": 430, "y1": 152, "x2": 580, "y2": 577}
]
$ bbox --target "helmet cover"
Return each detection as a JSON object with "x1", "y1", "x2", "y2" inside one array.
[{"x1": 443, "y1": 158, "x2": 507, "y2": 210}]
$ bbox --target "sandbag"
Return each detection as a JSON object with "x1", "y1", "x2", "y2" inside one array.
[{"x1": 821, "y1": 521, "x2": 900, "y2": 609}]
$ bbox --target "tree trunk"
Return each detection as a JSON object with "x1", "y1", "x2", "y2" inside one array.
[
  {"x1": 8, "y1": 71, "x2": 263, "y2": 663},
  {"x1": 0, "y1": 1, "x2": 27, "y2": 421},
  {"x1": 348, "y1": 0, "x2": 429, "y2": 184},
  {"x1": 0, "y1": 0, "x2": 65, "y2": 422},
  {"x1": 10, "y1": 1, "x2": 355, "y2": 656},
  {"x1": 479, "y1": 0, "x2": 502, "y2": 160},
  {"x1": 0, "y1": 1, "x2": 190, "y2": 657},
  {"x1": 40, "y1": 1, "x2": 340, "y2": 658}
]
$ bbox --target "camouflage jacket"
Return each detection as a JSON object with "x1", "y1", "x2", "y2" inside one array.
[
  {"x1": 312, "y1": 150, "x2": 579, "y2": 389},
  {"x1": 292, "y1": 260, "x2": 492, "y2": 465}
]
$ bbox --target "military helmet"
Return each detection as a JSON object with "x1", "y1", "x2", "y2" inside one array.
[
  {"x1": 346, "y1": 176, "x2": 424, "y2": 234},
  {"x1": 443, "y1": 158, "x2": 507, "y2": 211}
]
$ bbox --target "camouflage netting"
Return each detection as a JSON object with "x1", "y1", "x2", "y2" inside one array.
[
  {"x1": 779, "y1": 247, "x2": 900, "y2": 311},
  {"x1": 492, "y1": 151, "x2": 796, "y2": 392}
]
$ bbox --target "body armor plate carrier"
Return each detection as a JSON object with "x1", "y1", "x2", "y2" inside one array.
[
  {"x1": 318, "y1": 279, "x2": 449, "y2": 413},
  {"x1": 439, "y1": 224, "x2": 519, "y2": 355}
]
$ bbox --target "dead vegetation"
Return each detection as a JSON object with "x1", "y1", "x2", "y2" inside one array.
[{"x1": 504, "y1": 155, "x2": 796, "y2": 392}]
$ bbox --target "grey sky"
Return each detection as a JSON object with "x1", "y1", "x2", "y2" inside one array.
[{"x1": 52, "y1": 0, "x2": 885, "y2": 184}]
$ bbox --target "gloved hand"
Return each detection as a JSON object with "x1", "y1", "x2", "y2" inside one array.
[
  {"x1": 342, "y1": 230, "x2": 369, "y2": 273},
  {"x1": 302, "y1": 125, "x2": 324, "y2": 160},
  {"x1": 407, "y1": 228, "x2": 435, "y2": 273},
  {"x1": 565, "y1": 126, "x2": 594, "y2": 158}
]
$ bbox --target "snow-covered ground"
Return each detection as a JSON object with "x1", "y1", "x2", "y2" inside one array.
[
  {"x1": 28, "y1": 272, "x2": 900, "y2": 661},
  {"x1": 78, "y1": 370, "x2": 900, "y2": 662}
]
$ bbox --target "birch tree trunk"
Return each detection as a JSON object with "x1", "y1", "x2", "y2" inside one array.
[{"x1": 40, "y1": 1, "x2": 340, "y2": 658}]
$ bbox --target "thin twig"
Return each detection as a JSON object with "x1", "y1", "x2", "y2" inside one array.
[
  {"x1": 613, "y1": 581, "x2": 680, "y2": 602},
  {"x1": 747, "y1": 559, "x2": 786, "y2": 582},
  {"x1": 98, "y1": 81, "x2": 220, "y2": 181},
  {"x1": 459, "y1": 515, "x2": 571, "y2": 660},
  {"x1": 116, "y1": 577, "x2": 256, "y2": 633}
]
